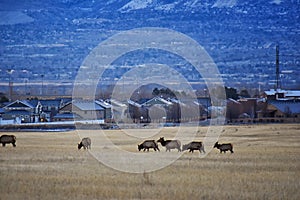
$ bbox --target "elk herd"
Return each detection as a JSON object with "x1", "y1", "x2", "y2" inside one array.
[
  {"x1": 0, "y1": 134, "x2": 234, "y2": 154},
  {"x1": 138, "y1": 137, "x2": 234, "y2": 154}
]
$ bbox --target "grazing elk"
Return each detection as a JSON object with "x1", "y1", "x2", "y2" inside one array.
[
  {"x1": 0, "y1": 135, "x2": 16, "y2": 147},
  {"x1": 78, "y1": 137, "x2": 91, "y2": 150},
  {"x1": 182, "y1": 141, "x2": 205, "y2": 153},
  {"x1": 213, "y1": 142, "x2": 234, "y2": 153},
  {"x1": 157, "y1": 137, "x2": 181, "y2": 152},
  {"x1": 138, "y1": 140, "x2": 160, "y2": 152}
]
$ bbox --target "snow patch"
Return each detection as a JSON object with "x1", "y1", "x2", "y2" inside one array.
[
  {"x1": 156, "y1": 3, "x2": 177, "y2": 11},
  {"x1": 212, "y1": 0, "x2": 237, "y2": 8},
  {"x1": 0, "y1": 11, "x2": 34, "y2": 25},
  {"x1": 271, "y1": 0, "x2": 283, "y2": 5},
  {"x1": 184, "y1": 0, "x2": 201, "y2": 8},
  {"x1": 119, "y1": 0, "x2": 153, "y2": 12}
]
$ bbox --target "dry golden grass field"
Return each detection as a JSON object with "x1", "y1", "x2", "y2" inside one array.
[{"x1": 0, "y1": 124, "x2": 299, "y2": 200}]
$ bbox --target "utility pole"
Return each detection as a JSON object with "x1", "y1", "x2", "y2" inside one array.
[
  {"x1": 40, "y1": 74, "x2": 44, "y2": 96},
  {"x1": 204, "y1": 89, "x2": 208, "y2": 120},
  {"x1": 276, "y1": 45, "x2": 280, "y2": 91},
  {"x1": 7, "y1": 69, "x2": 14, "y2": 101}
]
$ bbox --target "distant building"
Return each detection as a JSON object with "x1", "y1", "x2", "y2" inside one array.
[
  {"x1": 126, "y1": 96, "x2": 204, "y2": 123},
  {"x1": 257, "y1": 99, "x2": 300, "y2": 119},
  {"x1": 28, "y1": 99, "x2": 61, "y2": 122},
  {"x1": 226, "y1": 98, "x2": 242, "y2": 120},
  {"x1": 95, "y1": 100, "x2": 112, "y2": 123},
  {"x1": 53, "y1": 112, "x2": 80, "y2": 121},
  {"x1": 256, "y1": 89, "x2": 300, "y2": 122},
  {"x1": 127, "y1": 97, "x2": 172, "y2": 123},
  {"x1": 0, "y1": 98, "x2": 114, "y2": 124},
  {"x1": 264, "y1": 89, "x2": 300, "y2": 100},
  {"x1": 194, "y1": 97, "x2": 211, "y2": 119},
  {"x1": 1, "y1": 100, "x2": 35, "y2": 123},
  {"x1": 110, "y1": 99, "x2": 128, "y2": 123},
  {"x1": 57, "y1": 100, "x2": 111, "y2": 123}
]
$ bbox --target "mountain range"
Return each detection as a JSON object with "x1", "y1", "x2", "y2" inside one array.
[{"x1": 0, "y1": 0, "x2": 299, "y2": 94}]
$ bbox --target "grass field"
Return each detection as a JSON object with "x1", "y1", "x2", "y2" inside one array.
[{"x1": 0, "y1": 124, "x2": 299, "y2": 199}]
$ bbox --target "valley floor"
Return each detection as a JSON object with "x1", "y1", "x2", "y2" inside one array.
[{"x1": 0, "y1": 124, "x2": 299, "y2": 199}]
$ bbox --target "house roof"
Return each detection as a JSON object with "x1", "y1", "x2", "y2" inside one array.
[
  {"x1": 40, "y1": 99, "x2": 61, "y2": 107},
  {"x1": 285, "y1": 91, "x2": 300, "y2": 97},
  {"x1": 227, "y1": 98, "x2": 241, "y2": 104},
  {"x1": 136, "y1": 98, "x2": 148, "y2": 104},
  {"x1": 269, "y1": 100, "x2": 300, "y2": 114},
  {"x1": 265, "y1": 89, "x2": 300, "y2": 97},
  {"x1": 142, "y1": 97, "x2": 172, "y2": 107},
  {"x1": 28, "y1": 99, "x2": 61, "y2": 107},
  {"x1": 127, "y1": 99, "x2": 142, "y2": 108},
  {"x1": 4, "y1": 100, "x2": 34, "y2": 109},
  {"x1": 110, "y1": 99, "x2": 127, "y2": 107},
  {"x1": 95, "y1": 100, "x2": 112, "y2": 109},
  {"x1": 73, "y1": 101, "x2": 104, "y2": 111},
  {"x1": 27, "y1": 99, "x2": 39, "y2": 107}
]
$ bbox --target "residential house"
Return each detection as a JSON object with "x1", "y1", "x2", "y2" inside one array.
[
  {"x1": 28, "y1": 99, "x2": 61, "y2": 122},
  {"x1": 127, "y1": 99, "x2": 143, "y2": 123},
  {"x1": 143, "y1": 97, "x2": 174, "y2": 123},
  {"x1": 2, "y1": 100, "x2": 36, "y2": 123},
  {"x1": 264, "y1": 89, "x2": 300, "y2": 100},
  {"x1": 96, "y1": 100, "x2": 112, "y2": 123},
  {"x1": 237, "y1": 98, "x2": 257, "y2": 118},
  {"x1": 226, "y1": 98, "x2": 258, "y2": 122},
  {"x1": 110, "y1": 99, "x2": 128, "y2": 123},
  {"x1": 258, "y1": 89, "x2": 300, "y2": 122},
  {"x1": 53, "y1": 112, "x2": 80, "y2": 121},
  {"x1": 195, "y1": 97, "x2": 212, "y2": 119},
  {"x1": 127, "y1": 97, "x2": 174, "y2": 123},
  {"x1": 226, "y1": 98, "x2": 242, "y2": 121},
  {"x1": 127, "y1": 96, "x2": 202, "y2": 123},
  {"x1": 57, "y1": 100, "x2": 107, "y2": 122},
  {"x1": 258, "y1": 100, "x2": 300, "y2": 119}
]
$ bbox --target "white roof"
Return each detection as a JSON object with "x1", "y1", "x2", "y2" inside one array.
[
  {"x1": 73, "y1": 101, "x2": 104, "y2": 111},
  {"x1": 127, "y1": 99, "x2": 142, "y2": 108},
  {"x1": 265, "y1": 89, "x2": 300, "y2": 97},
  {"x1": 95, "y1": 100, "x2": 112, "y2": 109},
  {"x1": 142, "y1": 97, "x2": 173, "y2": 106},
  {"x1": 285, "y1": 90, "x2": 300, "y2": 97}
]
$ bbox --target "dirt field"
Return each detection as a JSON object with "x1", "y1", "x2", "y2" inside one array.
[{"x1": 0, "y1": 124, "x2": 299, "y2": 199}]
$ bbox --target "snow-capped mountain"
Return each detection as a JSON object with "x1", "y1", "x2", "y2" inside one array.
[
  {"x1": 118, "y1": 0, "x2": 238, "y2": 12},
  {"x1": 119, "y1": 0, "x2": 154, "y2": 12},
  {"x1": 106, "y1": 0, "x2": 291, "y2": 12}
]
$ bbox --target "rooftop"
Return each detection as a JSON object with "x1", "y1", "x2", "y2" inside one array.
[
  {"x1": 73, "y1": 101, "x2": 104, "y2": 111},
  {"x1": 265, "y1": 89, "x2": 300, "y2": 97}
]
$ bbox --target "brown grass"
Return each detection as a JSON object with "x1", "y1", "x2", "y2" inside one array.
[{"x1": 0, "y1": 124, "x2": 299, "y2": 199}]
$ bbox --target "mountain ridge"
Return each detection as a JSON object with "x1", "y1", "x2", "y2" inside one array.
[{"x1": 0, "y1": 0, "x2": 299, "y2": 91}]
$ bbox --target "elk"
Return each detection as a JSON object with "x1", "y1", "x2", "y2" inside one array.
[
  {"x1": 138, "y1": 140, "x2": 160, "y2": 152},
  {"x1": 182, "y1": 141, "x2": 205, "y2": 153},
  {"x1": 78, "y1": 137, "x2": 91, "y2": 150},
  {"x1": 0, "y1": 135, "x2": 16, "y2": 147},
  {"x1": 213, "y1": 142, "x2": 234, "y2": 153},
  {"x1": 157, "y1": 137, "x2": 181, "y2": 152}
]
